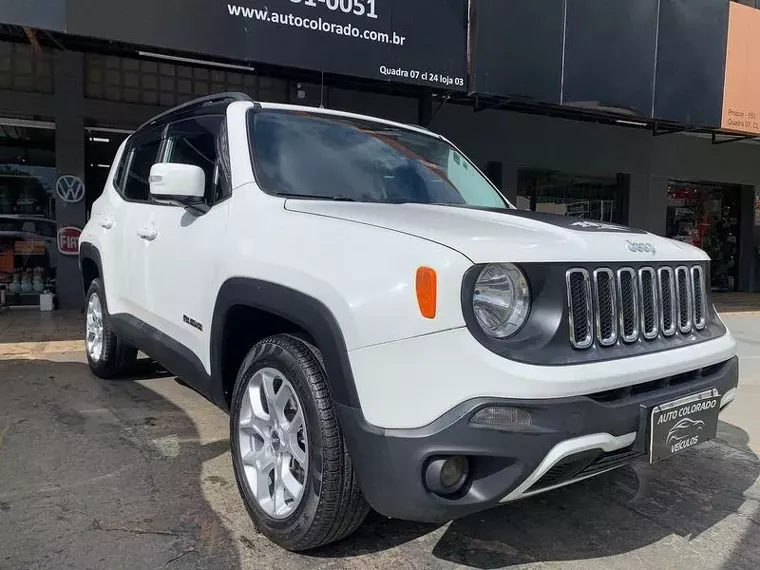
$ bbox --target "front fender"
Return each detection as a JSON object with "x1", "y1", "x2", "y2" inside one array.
[{"x1": 210, "y1": 278, "x2": 360, "y2": 409}]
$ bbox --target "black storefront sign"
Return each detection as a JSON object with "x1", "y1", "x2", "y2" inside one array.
[
  {"x1": 2, "y1": 0, "x2": 746, "y2": 133},
  {"x1": 470, "y1": 0, "x2": 661, "y2": 113},
  {"x1": 0, "y1": 0, "x2": 66, "y2": 32},
  {"x1": 653, "y1": 0, "x2": 730, "y2": 128},
  {"x1": 63, "y1": 0, "x2": 467, "y2": 91},
  {"x1": 469, "y1": 0, "x2": 565, "y2": 103},
  {"x1": 469, "y1": 0, "x2": 732, "y2": 129},
  {"x1": 562, "y1": 0, "x2": 659, "y2": 118}
]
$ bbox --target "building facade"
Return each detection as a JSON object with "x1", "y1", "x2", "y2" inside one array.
[{"x1": 1, "y1": 0, "x2": 759, "y2": 310}]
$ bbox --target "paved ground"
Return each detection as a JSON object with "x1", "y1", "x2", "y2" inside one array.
[{"x1": 0, "y1": 312, "x2": 759, "y2": 570}]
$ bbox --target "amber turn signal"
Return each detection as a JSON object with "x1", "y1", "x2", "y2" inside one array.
[{"x1": 416, "y1": 267, "x2": 437, "y2": 319}]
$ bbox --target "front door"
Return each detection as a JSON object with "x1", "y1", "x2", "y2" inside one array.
[{"x1": 141, "y1": 114, "x2": 227, "y2": 374}]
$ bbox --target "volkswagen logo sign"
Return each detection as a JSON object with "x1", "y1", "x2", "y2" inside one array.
[{"x1": 56, "y1": 175, "x2": 85, "y2": 204}]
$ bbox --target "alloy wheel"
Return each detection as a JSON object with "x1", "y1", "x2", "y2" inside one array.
[
  {"x1": 85, "y1": 293, "x2": 104, "y2": 362},
  {"x1": 238, "y1": 367, "x2": 309, "y2": 519}
]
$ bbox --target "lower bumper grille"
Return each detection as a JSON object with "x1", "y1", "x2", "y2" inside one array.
[{"x1": 588, "y1": 360, "x2": 730, "y2": 404}]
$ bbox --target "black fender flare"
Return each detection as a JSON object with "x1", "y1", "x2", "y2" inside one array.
[
  {"x1": 210, "y1": 278, "x2": 362, "y2": 410},
  {"x1": 78, "y1": 242, "x2": 104, "y2": 293}
]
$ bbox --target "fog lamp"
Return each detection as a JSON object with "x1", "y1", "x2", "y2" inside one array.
[
  {"x1": 470, "y1": 406, "x2": 532, "y2": 428},
  {"x1": 425, "y1": 456, "x2": 469, "y2": 495}
]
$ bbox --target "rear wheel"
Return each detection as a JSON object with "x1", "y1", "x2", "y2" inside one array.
[
  {"x1": 85, "y1": 279, "x2": 137, "y2": 378},
  {"x1": 230, "y1": 334, "x2": 369, "y2": 551}
]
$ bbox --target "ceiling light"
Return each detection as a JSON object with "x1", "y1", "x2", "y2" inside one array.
[{"x1": 615, "y1": 119, "x2": 648, "y2": 127}]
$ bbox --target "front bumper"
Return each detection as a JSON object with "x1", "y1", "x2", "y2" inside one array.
[
  {"x1": 338, "y1": 356, "x2": 738, "y2": 523},
  {"x1": 348, "y1": 327, "x2": 737, "y2": 429}
]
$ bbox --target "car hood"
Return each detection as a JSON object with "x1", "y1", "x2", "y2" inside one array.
[{"x1": 284, "y1": 201, "x2": 709, "y2": 263}]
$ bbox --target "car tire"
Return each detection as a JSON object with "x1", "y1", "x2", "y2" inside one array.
[
  {"x1": 84, "y1": 278, "x2": 137, "y2": 378},
  {"x1": 230, "y1": 334, "x2": 369, "y2": 551}
]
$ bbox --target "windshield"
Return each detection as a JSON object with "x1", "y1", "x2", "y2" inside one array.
[{"x1": 249, "y1": 110, "x2": 510, "y2": 209}]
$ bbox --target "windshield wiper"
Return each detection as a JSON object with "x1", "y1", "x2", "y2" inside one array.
[{"x1": 274, "y1": 192, "x2": 355, "y2": 202}]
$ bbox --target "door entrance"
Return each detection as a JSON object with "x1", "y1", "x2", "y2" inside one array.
[
  {"x1": 516, "y1": 170, "x2": 628, "y2": 224},
  {"x1": 84, "y1": 128, "x2": 131, "y2": 219},
  {"x1": 0, "y1": 119, "x2": 57, "y2": 306},
  {"x1": 666, "y1": 180, "x2": 742, "y2": 292}
]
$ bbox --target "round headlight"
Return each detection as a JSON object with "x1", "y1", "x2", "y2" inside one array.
[{"x1": 472, "y1": 263, "x2": 531, "y2": 338}]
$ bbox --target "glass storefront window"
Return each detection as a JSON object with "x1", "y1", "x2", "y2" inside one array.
[
  {"x1": 666, "y1": 180, "x2": 741, "y2": 292},
  {"x1": 517, "y1": 170, "x2": 627, "y2": 224},
  {"x1": 0, "y1": 123, "x2": 57, "y2": 305},
  {"x1": 85, "y1": 129, "x2": 131, "y2": 219}
]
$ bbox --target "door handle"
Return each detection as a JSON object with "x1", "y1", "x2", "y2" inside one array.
[
  {"x1": 136, "y1": 226, "x2": 158, "y2": 241},
  {"x1": 99, "y1": 216, "x2": 114, "y2": 230}
]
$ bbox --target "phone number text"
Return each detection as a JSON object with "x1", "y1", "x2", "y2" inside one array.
[{"x1": 290, "y1": 0, "x2": 378, "y2": 19}]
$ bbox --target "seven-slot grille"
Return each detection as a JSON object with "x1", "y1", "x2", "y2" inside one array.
[{"x1": 566, "y1": 265, "x2": 707, "y2": 349}]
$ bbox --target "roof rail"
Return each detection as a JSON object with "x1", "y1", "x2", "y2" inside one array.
[
  {"x1": 406, "y1": 123, "x2": 432, "y2": 132},
  {"x1": 136, "y1": 92, "x2": 253, "y2": 132}
]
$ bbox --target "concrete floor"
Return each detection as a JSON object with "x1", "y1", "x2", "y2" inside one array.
[{"x1": 0, "y1": 313, "x2": 759, "y2": 570}]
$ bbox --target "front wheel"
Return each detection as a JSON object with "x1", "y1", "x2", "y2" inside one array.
[
  {"x1": 230, "y1": 334, "x2": 369, "y2": 551},
  {"x1": 85, "y1": 279, "x2": 137, "y2": 378}
]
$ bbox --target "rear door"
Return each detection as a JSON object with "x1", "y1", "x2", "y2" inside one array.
[{"x1": 112, "y1": 127, "x2": 164, "y2": 324}]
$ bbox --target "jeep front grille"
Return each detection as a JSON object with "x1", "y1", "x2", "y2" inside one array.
[
  {"x1": 675, "y1": 266, "x2": 692, "y2": 333},
  {"x1": 566, "y1": 269, "x2": 593, "y2": 349},
  {"x1": 639, "y1": 267, "x2": 658, "y2": 340},
  {"x1": 592, "y1": 269, "x2": 617, "y2": 346},
  {"x1": 658, "y1": 267, "x2": 676, "y2": 337},
  {"x1": 566, "y1": 264, "x2": 708, "y2": 349},
  {"x1": 617, "y1": 268, "x2": 638, "y2": 342},
  {"x1": 692, "y1": 265, "x2": 707, "y2": 330}
]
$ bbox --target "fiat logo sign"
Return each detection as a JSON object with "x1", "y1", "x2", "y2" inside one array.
[{"x1": 57, "y1": 226, "x2": 82, "y2": 256}]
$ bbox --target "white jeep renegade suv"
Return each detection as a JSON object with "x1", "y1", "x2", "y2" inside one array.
[{"x1": 79, "y1": 93, "x2": 739, "y2": 551}]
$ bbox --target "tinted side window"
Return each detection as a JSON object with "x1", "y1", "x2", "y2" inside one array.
[
  {"x1": 165, "y1": 115, "x2": 223, "y2": 203},
  {"x1": 112, "y1": 148, "x2": 127, "y2": 192},
  {"x1": 122, "y1": 132, "x2": 162, "y2": 202},
  {"x1": 215, "y1": 118, "x2": 232, "y2": 202}
]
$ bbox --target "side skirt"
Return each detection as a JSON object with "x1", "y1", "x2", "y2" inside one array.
[{"x1": 111, "y1": 313, "x2": 216, "y2": 407}]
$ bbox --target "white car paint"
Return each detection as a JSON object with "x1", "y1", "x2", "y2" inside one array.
[
  {"x1": 80, "y1": 99, "x2": 735, "y2": 432},
  {"x1": 284, "y1": 200, "x2": 708, "y2": 264},
  {"x1": 348, "y1": 326, "x2": 736, "y2": 428}
]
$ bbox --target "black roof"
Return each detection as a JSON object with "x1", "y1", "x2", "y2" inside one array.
[{"x1": 135, "y1": 92, "x2": 256, "y2": 134}]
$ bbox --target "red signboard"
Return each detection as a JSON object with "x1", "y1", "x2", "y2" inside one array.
[{"x1": 57, "y1": 226, "x2": 81, "y2": 256}]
